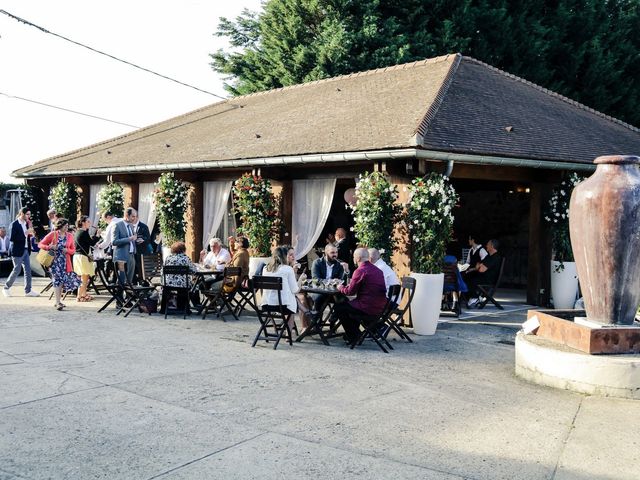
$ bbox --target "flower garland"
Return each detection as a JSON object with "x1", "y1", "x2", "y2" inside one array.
[
  {"x1": 153, "y1": 172, "x2": 189, "y2": 245},
  {"x1": 347, "y1": 171, "x2": 401, "y2": 263},
  {"x1": 544, "y1": 172, "x2": 583, "y2": 269},
  {"x1": 96, "y1": 182, "x2": 124, "y2": 228},
  {"x1": 49, "y1": 180, "x2": 79, "y2": 224},
  {"x1": 405, "y1": 173, "x2": 458, "y2": 274},
  {"x1": 232, "y1": 173, "x2": 278, "y2": 257}
]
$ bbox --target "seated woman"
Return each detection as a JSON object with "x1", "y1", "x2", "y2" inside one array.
[
  {"x1": 261, "y1": 246, "x2": 305, "y2": 330},
  {"x1": 285, "y1": 246, "x2": 312, "y2": 329},
  {"x1": 161, "y1": 241, "x2": 196, "y2": 312}
]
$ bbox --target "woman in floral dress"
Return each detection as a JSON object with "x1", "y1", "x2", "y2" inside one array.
[{"x1": 39, "y1": 218, "x2": 81, "y2": 310}]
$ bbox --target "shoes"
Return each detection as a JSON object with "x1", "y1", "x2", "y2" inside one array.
[
  {"x1": 55, "y1": 303, "x2": 64, "y2": 311},
  {"x1": 468, "y1": 297, "x2": 479, "y2": 307},
  {"x1": 2, "y1": 288, "x2": 10, "y2": 297},
  {"x1": 25, "y1": 291, "x2": 40, "y2": 297}
]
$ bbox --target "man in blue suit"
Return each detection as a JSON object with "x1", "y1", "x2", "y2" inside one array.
[
  {"x1": 112, "y1": 207, "x2": 138, "y2": 286},
  {"x1": 2, "y1": 207, "x2": 39, "y2": 297}
]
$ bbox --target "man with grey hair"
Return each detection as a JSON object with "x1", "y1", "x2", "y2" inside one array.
[
  {"x1": 201, "y1": 237, "x2": 231, "y2": 272},
  {"x1": 335, "y1": 247, "x2": 387, "y2": 344},
  {"x1": 0, "y1": 226, "x2": 9, "y2": 257},
  {"x1": 368, "y1": 248, "x2": 399, "y2": 291},
  {"x1": 46, "y1": 209, "x2": 57, "y2": 232}
]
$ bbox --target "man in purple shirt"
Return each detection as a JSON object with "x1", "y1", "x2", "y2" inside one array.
[{"x1": 335, "y1": 247, "x2": 387, "y2": 344}]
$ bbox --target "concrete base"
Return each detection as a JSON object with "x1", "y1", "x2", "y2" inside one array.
[{"x1": 515, "y1": 332, "x2": 640, "y2": 400}]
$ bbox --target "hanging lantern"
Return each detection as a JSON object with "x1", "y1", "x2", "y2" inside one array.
[{"x1": 343, "y1": 187, "x2": 357, "y2": 205}]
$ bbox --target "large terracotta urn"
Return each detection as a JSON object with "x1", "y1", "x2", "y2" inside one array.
[{"x1": 569, "y1": 155, "x2": 640, "y2": 325}]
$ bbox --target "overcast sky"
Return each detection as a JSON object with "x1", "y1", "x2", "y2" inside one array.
[{"x1": 0, "y1": 0, "x2": 263, "y2": 182}]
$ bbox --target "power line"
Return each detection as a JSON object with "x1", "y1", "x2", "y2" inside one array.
[
  {"x1": 0, "y1": 9, "x2": 228, "y2": 100},
  {"x1": 0, "y1": 91, "x2": 141, "y2": 128}
]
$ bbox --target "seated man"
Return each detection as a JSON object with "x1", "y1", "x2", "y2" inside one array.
[
  {"x1": 310, "y1": 243, "x2": 345, "y2": 316},
  {"x1": 335, "y1": 248, "x2": 387, "y2": 344},
  {"x1": 206, "y1": 236, "x2": 250, "y2": 294},
  {"x1": 466, "y1": 239, "x2": 501, "y2": 307},
  {"x1": 368, "y1": 248, "x2": 399, "y2": 292},
  {"x1": 201, "y1": 237, "x2": 231, "y2": 272},
  {"x1": 0, "y1": 227, "x2": 9, "y2": 258}
]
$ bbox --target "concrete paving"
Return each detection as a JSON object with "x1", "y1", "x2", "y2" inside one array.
[{"x1": 1, "y1": 278, "x2": 638, "y2": 479}]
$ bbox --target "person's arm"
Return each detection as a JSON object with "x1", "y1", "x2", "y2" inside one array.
[
  {"x1": 479, "y1": 248, "x2": 488, "y2": 260},
  {"x1": 286, "y1": 266, "x2": 300, "y2": 294},
  {"x1": 66, "y1": 233, "x2": 76, "y2": 256},
  {"x1": 38, "y1": 232, "x2": 54, "y2": 250},
  {"x1": 339, "y1": 267, "x2": 363, "y2": 296}
]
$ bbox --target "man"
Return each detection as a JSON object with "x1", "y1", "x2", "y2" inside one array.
[
  {"x1": 201, "y1": 238, "x2": 231, "y2": 272},
  {"x1": 334, "y1": 227, "x2": 353, "y2": 272},
  {"x1": 310, "y1": 243, "x2": 346, "y2": 315},
  {"x1": 463, "y1": 234, "x2": 488, "y2": 277},
  {"x1": 0, "y1": 227, "x2": 9, "y2": 257},
  {"x1": 368, "y1": 248, "x2": 399, "y2": 292},
  {"x1": 111, "y1": 208, "x2": 138, "y2": 285},
  {"x1": 46, "y1": 208, "x2": 57, "y2": 232},
  {"x1": 467, "y1": 239, "x2": 502, "y2": 307},
  {"x1": 130, "y1": 212, "x2": 151, "y2": 283},
  {"x1": 2, "y1": 207, "x2": 39, "y2": 297},
  {"x1": 207, "y1": 236, "x2": 250, "y2": 294},
  {"x1": 96, "y1": 211, "x2": 122, "y2": 252},
  {"x1": 335, "y1": 248, "x2": 387, "y2": 344}
]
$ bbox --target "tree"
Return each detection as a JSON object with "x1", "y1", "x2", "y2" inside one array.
[{"x1": 211, "y1": 0, "x2": 640, "y2": 126}]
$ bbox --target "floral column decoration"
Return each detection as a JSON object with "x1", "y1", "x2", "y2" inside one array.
[
  {"x1": 347, "y1": 171, "x2": 401, "y2": 264},
  {"x1": 232, "y1": 173, "x2": 278, "y2": 257},
  {"x1": 153, "y1": 172, "x2": 189, "y2": 245},
  {"x1": 96, "y1": 182, "x2": 124, "y2": 228},
  {"x1": 49, "y1": 180, "x2": 79, "y2": 225}
]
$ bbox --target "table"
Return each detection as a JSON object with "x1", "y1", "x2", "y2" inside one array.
[{"x1": 296, "y1": 286, "x2": 345, "y2": 345}]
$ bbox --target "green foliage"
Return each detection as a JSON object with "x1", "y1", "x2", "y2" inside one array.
[
  {"x1": 347, "y1": 172, "x2": 401, "y2": 264},
  {"x1": 153, "y1": 173, "x2": 189, "y2": 245},
  {"x1": 211, "y1": 0, "x2": 640, "y2": 126},
  {"x1": 49, "y1": 180, "x2": 78, "y2": 224},
  {"x1": 96, "y1": 182, "x2": 124, "y2": 228},
  {"x1": 232, "y1": 173, "x2": 279, "y2": 257},
  {"x1": 544, "y1": 173, "x2": 583, "y2": 268},
  {"x1": 405, "y1": 173, "x2": 458, "y2": 274}
]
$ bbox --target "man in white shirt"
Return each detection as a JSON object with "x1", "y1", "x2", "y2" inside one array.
[
  {"x1": 201, "y1": 238, "x2": 231, "y2": 272},
  {"x1": 368, "y1": 248, "x2": 400, "y2": 292},
  {"x1": 0, "y1": 227, "x2": 9, "y2": 257},
  {"x1": 96, "y1": 211, "x2": 122, "y2": 251}
]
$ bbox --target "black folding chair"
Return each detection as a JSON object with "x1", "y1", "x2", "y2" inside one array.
[
  {"x1": 383, "y1": 277, "x2": 415, "y2": 342},
  {"x1": 140, "y1": 253, "x2": 163, "y2": 287},
  {"x1": 161, "y1": 265, "x2": 192, "y2": 319},
  {"x1": 96, "y1": 264, "x2": 125, "y2": 313},
  {"x1": 350, "y1": 286, "x2": 399, "y2": 353},
  {"x1": 117, "y1": 282, "x2": 155, "y2": 317},
  {"x1": 201, "y1": 266, "x2": 242, "y2": 321},
  {"x1": 251, "y1": 276, "x2": 298, "y2": 350},
  {"x1": 442, "y1": 263, "x2": 461, "y2": 317},
  {"x1": 232, "y1": 277, "x2": 259, "y2": 317},
  {"x1": 477, "y1": 257, "x2": 506, "y2": 310}
]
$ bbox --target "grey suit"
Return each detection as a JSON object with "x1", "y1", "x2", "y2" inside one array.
[{"x1": 112, "y1": 221, "x2": 136, "y2": 284}]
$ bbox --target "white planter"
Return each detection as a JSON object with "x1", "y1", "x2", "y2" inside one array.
[
  {"x1": 550, "y1": 261, "x2": 579, "y2": 309},
  {"x1": 161, "y1": 246, "x2": 172, "y2": 261},
  {"x1": 249, "y1": 256, "x2": 270, "y2": 278},
  {"x1": 410, "y1": 272, "x2": 444, "y2": 335}
]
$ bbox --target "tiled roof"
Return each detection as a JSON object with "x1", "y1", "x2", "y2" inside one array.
[{"x1": 13, "y1": 54, "x2": 640, "y2": 177}]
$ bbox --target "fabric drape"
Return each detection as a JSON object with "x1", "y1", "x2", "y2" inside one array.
[
  {"x1": 138, "y1": 183, "x2": 157, "y2": 229},
  {"x1": 202, "y1": 181, "x2": 232, "y2": 247},
  {"x1": 89, "y1": 184, "x2": 106, "y2": 226},
  {"x1": 291, "y1": 178, "x2": 336, "y2": 260}
]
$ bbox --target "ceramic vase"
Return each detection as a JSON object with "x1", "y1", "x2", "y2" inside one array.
[
  {"x1": 409, "y1": 273, "x2": 444, "y2": 335},
  {"x1": 569, "y1": 155, "x2": 640, "y2": 325},
  {"x1": 550, "y1": 261, "x2": 579, "y2": 309}
]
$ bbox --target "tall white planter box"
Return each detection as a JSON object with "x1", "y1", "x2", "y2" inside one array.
[
  {"x1": 550, "y1": 261, "x2": 579, "y2": 309},
  {"x1": 161, "y1": 246, "x2": 172, "y2": 261},
  {"x1": 410, "y1": 272, "x2": 444, "y2": 335},
  {"x1": 249, "y1": 256, "x2": 270, "y2": 278}
]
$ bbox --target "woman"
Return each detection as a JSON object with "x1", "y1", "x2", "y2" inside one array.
[
  {"x1": 286, "y1": 246, "x2": 313, "y2": 329},
  {"x1": 261, "y1": 246, "x2": 305, "y2": 329},
  {"x1": 161, "y1": 241, "x2": 196, "y2": 312},
  {"x1": 38, "y1": 218, "x2": 80, "y2": 310},
  {"x1": 73, "y1": 215, "x2": 101, "y2": 302}
]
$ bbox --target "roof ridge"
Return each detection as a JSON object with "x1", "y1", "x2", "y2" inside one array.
[
  {"x1": 463, "y1": 56, "x2": 640, "y2": 133},
  {"x1": 413, "y1": 53, "x2": 462, "y2": 141},
  {"x1": 236, "y1": 54, "x2": 457, "y2": 99}
]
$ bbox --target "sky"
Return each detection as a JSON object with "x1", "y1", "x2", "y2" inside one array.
[{"x1": 0, "y1": 0, "x2": 263, "y2": 183}]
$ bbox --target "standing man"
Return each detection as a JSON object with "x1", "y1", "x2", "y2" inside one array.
[
  {"x1": 0, "y1": 227, "x2": 10, "y2": 257},
  {"x1": 130, "y1": 211, "x2": 151, "y2": 283},
  {"x1": 335, "y1": 248, "x2": 387, "y2": 344},
  {"x1": 112, "y1": 208, "x2": 138, "y2": 285},
  {"x1": 334, "y1": 227, "x2": 353, "y2": 273},
  {"x1": 2, "y1": 207, "x2": 39, "y2": 297}
]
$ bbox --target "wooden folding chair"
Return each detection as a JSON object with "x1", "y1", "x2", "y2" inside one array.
[
  {"x1": 117, "y1": 282, "x2": 155, "y2": 317},
  {"x1": 140, "y1": 253, "x2": 163, "y2": 287},
  {"x1": 384, "y1": 278, "x2": 415, "y2": 342},
  {"x1": 477, "y1": 257, "x2": 506, "y2": 310},
  {"x1": 232, "y1": 277, "x2": 259, "y2": 317},
  {"x1": 442, "y1": 263, "x2": 461, "y2": 317},
  {"x1": 350, "y1": 288, "x2": 398, "y2": 353},
  {"x1": 161, "y1": 265, "x2": 192, "y2": 319},
  {"x1": 251, "y1": 276, "x2": 298, "y2": 350},
  {"x1": 96, "y1": 264, "x2": 125, "y2": 313},
  {"x1": 201, "y1": 266, "x2": 242, "y2": 321}
]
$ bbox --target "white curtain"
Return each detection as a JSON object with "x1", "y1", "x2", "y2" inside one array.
[
  {"x1": 138, "y1": 183, "x2": 157, "y2": 229},
  {"x1": 202, "y1": 181, "x2": 232, "y2": 247},
  {"x1": 89, "y1": 184, "x2": 106, "y2": 225},
  {"x1": 292, "y1": 178, "x2": 336, "y2": 260}
]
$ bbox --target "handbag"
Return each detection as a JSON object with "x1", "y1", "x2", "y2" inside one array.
[{"x1": 36, "y1": 232, "x2": 58, "y2": 268}]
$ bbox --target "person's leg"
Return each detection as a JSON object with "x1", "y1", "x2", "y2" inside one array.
[
  {"x1": 54, "y1": 285, "x2": 62, "y2": 308},
  {"x1": 78, "y1": 274, "x2": 88, "y2": 300},
  {"x1": 115, "y1": 261, "x2": 127, "y2": 286},
  {"x1": 126, "y1": 254, "x2": 136, "y2": 284},
  {"x1": 22, "y1": 251, "x2": 32, "y2": 293},
  {"x1": 3, "y1": 255, "x2": 23, "y2": 291},
  {"x1": 334, "y1": 302, "x2": 360, "y2": 342}
]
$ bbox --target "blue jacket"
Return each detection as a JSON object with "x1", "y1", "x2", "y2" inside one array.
[
  {"x1": 112, "y1": 221, "x2": 135, "y2": 261},
  {"x1": 8, "y1": 219, "x2": 29, "y2": 257}
]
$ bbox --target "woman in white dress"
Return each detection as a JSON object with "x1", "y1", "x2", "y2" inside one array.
[{"x1": 261, "y1": 246, "x2": 306, "y2": 329}]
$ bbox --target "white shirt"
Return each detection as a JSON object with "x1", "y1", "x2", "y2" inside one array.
[
  {"x1": 0, "y1": 235, "x2": 9, "y2": 254},
  {"x1": 203, "y1": 247, "x2": 231, "y2": 272},
  {"x1": 374, "y1": 258, "x2": 400, "y2": 291},
  {"x1": 324, "y1": 260, "x2": 334, "y2": 279},
  {"x1": 466, "y1": 245, "x2": 488, "y2": 264},
  {"x1": 18, "y1": 218, "x2": 27, "y2": 235},
  {"x1": 97, "y1": 217, "x2": 122, "y2": 250},
  {"x1": 260, "y1": 264, "x2": 299, "y2": 314}
]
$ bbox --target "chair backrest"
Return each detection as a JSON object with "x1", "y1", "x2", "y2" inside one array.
[
  {"x1": 142, "y1": 253, "x2": 163, "y2": 283},
  {"x1": 252, "y1": 275, "x2": 286, "y2": 314},
  {"x1": 494, "y1": 257, "x2": 506, "y2": 288},
  {"x1": 442, "y1": 262, "x2": 458, "y2": 286},
  {"x1": 223, "y1": 266, "x2": 243, "y2": 292},
  {"x1": 387, "y1": 284, "x2": 401, "y2": 306},
  {"x1": 395, "y1": 276, "x2": 416, "y2": 315},
  {"x1": 162, "y1": 265, "x2": 191, "y2": 288}
]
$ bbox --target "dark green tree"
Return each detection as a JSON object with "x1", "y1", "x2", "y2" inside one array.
[{"x1": 211, "y1": 0, "x2": 640, "y2": 126}]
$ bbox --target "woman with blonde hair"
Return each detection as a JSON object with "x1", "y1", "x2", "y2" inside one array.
[{"x1": 261, "y1": 246, "x2": 306, "y2": 329}]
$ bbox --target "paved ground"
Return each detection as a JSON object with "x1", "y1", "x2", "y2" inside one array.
[{"x1": 1, "y1": 278, "x2": 638, "y2": 479}]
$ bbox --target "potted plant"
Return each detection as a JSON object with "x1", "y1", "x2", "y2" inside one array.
[
  {"x1": 544, "y1": 173, "x2": 583, "y2": 309},
  {"x1": 348, "y1": 171, "x2": 401, "y2": 264},
  {"x1": 96, "y1": 182, "x2": 124, "y2": 228},
  {"x1": 405, "y1": 173, "x2": 458, "y2": 335},
  {"x1": 49, "y1": 180, "x2": 79, "y2": 225},
  {"x1": 153, "y1": 172, "x2": 189, "y2": 257},
  {"x1": 232, "y1": 173, "x2": 279, "y2": 275}
]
